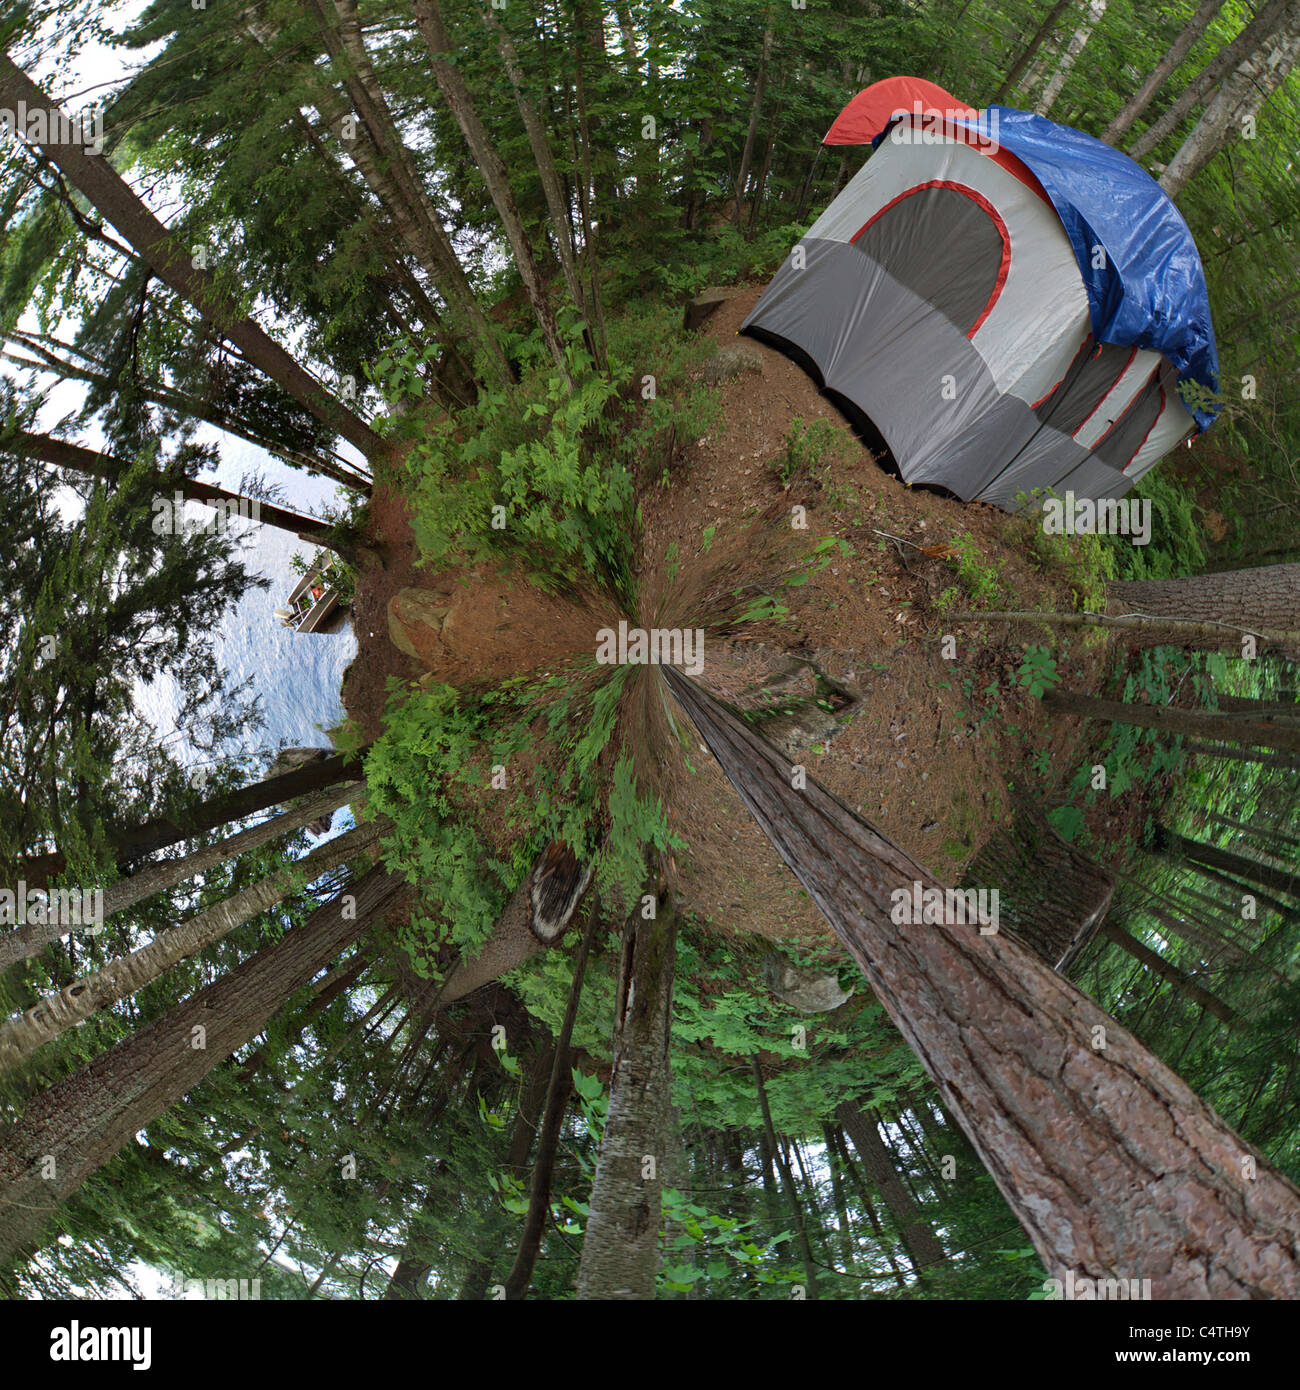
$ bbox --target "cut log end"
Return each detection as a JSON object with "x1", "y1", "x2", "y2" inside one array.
[{"x1": 528, "y1": 840, "x2": 594, "y2": 945}]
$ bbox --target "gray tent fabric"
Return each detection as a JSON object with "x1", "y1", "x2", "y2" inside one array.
[{"x1": 741, "y1": 120, "x2": 1196, "y2": 508}]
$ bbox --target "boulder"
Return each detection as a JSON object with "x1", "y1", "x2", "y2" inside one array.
[
  {"x1": 701, "y1": 342, "x2": 764, "y2": 386},
  {"x1": 387, "y1": 587, "x2": 451, "y2": 663}
]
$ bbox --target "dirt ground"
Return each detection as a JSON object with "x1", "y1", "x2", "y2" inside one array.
[{"x1": 344, "y1": 283, "x2": 1109, "y2": 950}]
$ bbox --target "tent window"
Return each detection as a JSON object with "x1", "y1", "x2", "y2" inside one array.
[
  {"x1": 1034, "y1": 340, "x2": 1137, "y2": 436},
  {"x1": 850, "y1": 181, "x2": 1010, "y2": 338},
  {"x1": 1093, "y1": 368, "x2": 1168, "y2": 472}
]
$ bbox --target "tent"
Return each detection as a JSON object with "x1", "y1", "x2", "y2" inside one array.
[{"x1": 740, "y1": 77, "x2": 1220, "y2": 510}]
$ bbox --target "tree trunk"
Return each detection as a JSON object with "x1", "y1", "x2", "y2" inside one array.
[
  {"x1": 961, "y1": 795, "x2": 1114, "y2": 971},
  {"x1": 0, "y1": 865, "x2": 400, "y2": 1263},
  {"x1": 0, "y1": 55, "x2": 386, "y2": 461},
  {"x1": 947, "y1": 606, "x2": 1300, "y2": 653},
  {"x1": 0, "y1": 782, "x2": 360, "y2": 972},
  {"x1": 752, "y1": 1057, "x2": 819, "y2": 1297},
  {"x1": 2, "y1": 331, "x2": 369, "y2": 491},
  {"x1": 501, "y1": 897, "x2": 602, "y2": 1299},
  {"x1": 1102, "y1": 0, "x2": 1229, "y2": 144},
  {"x1": 732, "y1": 21, "x2": 773, "y2": 227},
  {"x1": 452, "y1": 1037, "x2": 556, "y2": 1301},
  {"x1": 822, "y1": 1123, "x2": 855, "y2": 1267},
  {"x1": 477, "y1": 2, "x2": 588, "y2": 327},
  {"x1": 299, "y1": 0, "x2": 511, "y2": 385},
  {"x1": 6, "y1": 429, "x2": 358, "y2": 533},
  {"x1": 991, "y1": 0, "x2": 1075, "y2": 102},
  {"x1": 19, "y1": 748, "x2": 369, "y2": 889},
  {"x1": 1035, "y1": 0, "x2": 1108, "y2": 115},
  {"x1": 1159, "y1": 10, "x2": 1300, "y2": 194},
  {"x1": 662, "y1": 666, "x2": 1300, "y2": 1296},
  {"x1": 575, "y1": 891, "x2": 678, "y2": 1300},
  {"x1": 1127, "y1": 0, "x2": 1295, "y2": 158},
  {"x1": 1044, "y1": 688, "x2": 1300, "y2": 755},
  {"x1": 0, "y1": 820, "x2": 385, "y2": 1069},
  {"x1": 1101, "y1": 921, "x2": 1237, "y2": 1025},
  {"x1": 411, "y1": 0, "x2": 571, "y2": 385},
  {"x1": 830, "y1": 1126, "x2": 909, "y2": 1289},
  {"x1": 1155, "y1": 825, "x2": 1300, "y2": 902},
  {"x1": 836, "y1": 1101, "x2": 946, "y2": 1282},
  {"x1": 1182, "y1": 740, "x2": 1300, "y2": 773}
]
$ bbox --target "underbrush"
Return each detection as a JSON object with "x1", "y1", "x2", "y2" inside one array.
[{"x1": 377, "y1": 303, "x2": 716, "y2": 604}]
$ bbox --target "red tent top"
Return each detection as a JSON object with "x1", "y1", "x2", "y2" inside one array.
[
  {"x1": 822, "y1": 76, "x2": 976, "y2": 146},
  {"x1": 821, "y1": 75, "x2": 1052, "y2": 206}
]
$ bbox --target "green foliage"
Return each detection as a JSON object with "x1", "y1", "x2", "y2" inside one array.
[
  {"x1": 943, "y1": 531, "x2": 1009, "y2": 609},
  {"x1": 597, "y1": 756, "x2": 683, "y2": 918},
  {"x1": 1014, "y1": 645, "x2": 1061, "y2": 699}
]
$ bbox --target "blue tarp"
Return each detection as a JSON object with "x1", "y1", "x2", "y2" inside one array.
[{"x1": 879, "y1": 105, "x2": 1221, "y2": 429}]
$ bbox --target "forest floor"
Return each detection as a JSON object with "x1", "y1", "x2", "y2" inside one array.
[{"x1": 343, "y1": 283, "x2": 1114, "y2": 955}]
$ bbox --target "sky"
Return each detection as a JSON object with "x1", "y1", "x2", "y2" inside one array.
[{"x1": 10, "y1": 7, "x2": 369, "y2": 1297}]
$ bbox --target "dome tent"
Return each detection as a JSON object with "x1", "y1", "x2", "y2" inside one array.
[{"x1": 740, "y1": 77, "x2": 1220, "y2": 510}]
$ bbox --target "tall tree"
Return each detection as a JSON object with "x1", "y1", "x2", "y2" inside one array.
[
  {"x1": 1102, "y1": 0, "x2": 1230, "y2": 144},
  {"x1": 1160, "y1": 11, "x2": 1300, "y2": 195},
  {"x1": 0, "y1": 820, "x2": 385, "y2": 1069},
  {"x1": 663, "y1": 667, "x2": 1300, "y2": 1296},
  {"x1": 836, "y1": 1100, "x2": 947, "y2": 1283},
  {"x1": 1126, "y1": 0, "x2": 1297, "y2": 159},
  {"x1": 575, "y1": 888, "x2": 678, "y2": 1300},
  {"x1": 410, "y1": 0, "x2": 572, "y2": 384},
  {"x1": 0, "y1": 866, "x2": 401, "y2": 1264},
  {"x1": 1034, "y1": 0, "x2": 1108, "y2": 116}
]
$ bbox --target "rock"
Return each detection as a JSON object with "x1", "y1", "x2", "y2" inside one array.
[
  {"x1": 683, "y1": 286, "x2": 747, "y2": 333},
  {"x1": 701, "y1": 342, "x2": 764, "y2": 387},
  {"x1": 763, "y1": 953, "x2": 854, "y2": 1013},
  {"x1": 387, "y1": 587, "x2": 451, "y2": 662}
]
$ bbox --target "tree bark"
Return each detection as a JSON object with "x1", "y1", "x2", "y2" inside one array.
[
  {"x1": 1159, "y1": 9, "x2": 1300, "y2": 194},
  {"x1": 0, "y1": 865, "x2": 400, "y2": 1263},
  {"x1": 0, "y1": 54, "x2": 386, "y2": 461},
  {"x1": 836, "y1": 1101, "x2": 946, "y2": 1281},
  {"x1": 410, "y1": 0, "x2": 571, "y2": 385},
  {"x1": 501, "y1": 896, "x2": 602, "y2": 1299},
  {"x1": 662, "y1": 666, "x2": 1300, "y2": 1297},
  {"x1": 947, "y1": 607, "x2": 1300, "y2": 652},
  {"x1": 575, "y1": 891, "x2": 678, "y2": 1300},
  {"x1": 1102, "y1": 0, "x2": 1229, "y2": 144},
  {"x1": 1044, "y1": 688, "x2": 1300, "y2": 755},
  {"x1": 19, "y1": 748, "x2": 369, "y2": 889},
  {"x1": 961, "y1": 795, "x2": 1114, "y2": 971},
  {"x1": 0, "y1": 783, "x2": 360, "y2": 972},
  {"x1": 0, "y1": 820, "x2": 385, "y2": 1069},
  {"x1": 1127, "y1": 0, "x2": 1295, "y2": 158},
  {"x1": 1111, "y1": 563, "x2": 1300, "y2": 635}
]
